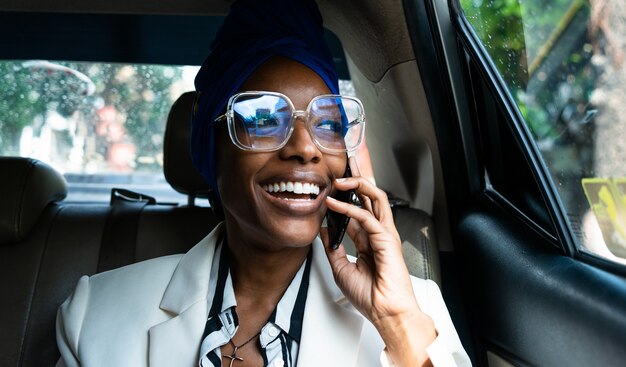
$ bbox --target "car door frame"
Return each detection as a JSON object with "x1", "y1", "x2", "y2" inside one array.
[{"x1": 402, "y1": 0, "x2": 626, "y2": 366}]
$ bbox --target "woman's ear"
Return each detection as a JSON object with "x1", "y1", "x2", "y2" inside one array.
[{"x1": 208, "y1": 190, "x2": 225, "y2": 221}]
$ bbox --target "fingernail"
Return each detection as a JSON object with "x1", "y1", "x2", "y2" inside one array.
[
  {"x1": 336, "y1": 178, "x2": 346, "y2": 182},
  {"x1": 326, "y1": 196, "x2": 337, "y2": 201}
]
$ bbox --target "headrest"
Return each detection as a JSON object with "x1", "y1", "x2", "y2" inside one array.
[
  {"x1": 164, "y1": 92, "x2": 210, "y2": 197},
  {"x1": 0, "y1": 157, "x2": 67, "y2": 244}
]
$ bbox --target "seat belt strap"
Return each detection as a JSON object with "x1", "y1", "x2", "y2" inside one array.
[{"x1": 97, "y1": 188, "x2": 156, "y2": 273}]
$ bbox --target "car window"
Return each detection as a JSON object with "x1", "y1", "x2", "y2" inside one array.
[
  {"x1": 0, "y1": 60, "x2": 199, "y2": 204},
  {"x1": 459, "y1": 0, "x2": 626, "y2": 266},
  {"x1": 0, "y1": 59, "x2": 356, "y2": 204}
]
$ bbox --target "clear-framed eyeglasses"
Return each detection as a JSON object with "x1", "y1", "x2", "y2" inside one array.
[{"x1": 214, "y1": 91, "x2": 366, "y2": 153}]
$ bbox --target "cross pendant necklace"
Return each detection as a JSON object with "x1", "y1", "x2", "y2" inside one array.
[
  {"x1": 222, "y1": 332, "x2": 260, "y2": 367},
  {"x1": 223, "y1": 344, "x2": 244, "y2": 367}
]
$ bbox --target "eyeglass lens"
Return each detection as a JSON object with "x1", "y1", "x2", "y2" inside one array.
[{"x1": 231, "y1": 94, "x2": 363, "y2": 151}]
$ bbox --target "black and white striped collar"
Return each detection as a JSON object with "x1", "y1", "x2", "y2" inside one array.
[{"x1": 205, "y1": 237, "x2": 312, "y2": 343}]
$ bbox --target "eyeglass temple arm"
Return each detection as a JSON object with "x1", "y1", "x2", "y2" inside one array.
[{"x1": 214, "y1": 114, "x2": 227, "y2": 123}]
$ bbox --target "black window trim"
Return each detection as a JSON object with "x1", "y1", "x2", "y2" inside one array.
[
  {"x1": 448, "y1": 0, "x2": 626, "y2": 276},
  {"x1": 448, "y1": 1, "x2": 570, "y2": 253},
  {"x1": 449, "y1": 0, "x2": 571, "y2": 254}
]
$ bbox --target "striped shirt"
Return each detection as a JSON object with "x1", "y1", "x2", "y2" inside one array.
[{"x1": 199, "y1": 238, "x2": 312, "y2": 367}]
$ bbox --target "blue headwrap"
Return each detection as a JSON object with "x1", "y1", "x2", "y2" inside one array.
[{"x1": 190, "y1": 0, "x2": 340, "y2": 197}]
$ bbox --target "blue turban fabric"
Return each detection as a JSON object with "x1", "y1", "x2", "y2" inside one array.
[{"x1": 190, "y1": 0, "x2": 339, "y2": 197}]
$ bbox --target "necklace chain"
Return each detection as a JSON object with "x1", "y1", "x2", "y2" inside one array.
[
  {"x1": 222, "y1": 330, "x2": 262, "y2": 367},
  {"x1": 231, "y1": 330, "x2": 261, "y2": 350}
]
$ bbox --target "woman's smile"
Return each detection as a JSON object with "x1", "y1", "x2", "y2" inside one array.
[
  {"x1": 258, "y1": 171, "x2": 328, "y2": 214},
  {"x1": 260, "y1": 186, "x2": 326, "y2": 212},
  {"x1": 262, "y1": 181, "x2": 321, "y2": 197}
]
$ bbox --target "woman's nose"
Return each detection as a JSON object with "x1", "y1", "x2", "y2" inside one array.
[{"x1": 279, "y1": 118, "x2": 321, "y2": 163}]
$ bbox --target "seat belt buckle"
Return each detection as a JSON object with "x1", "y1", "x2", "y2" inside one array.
[{"x1": 110, "y1": 188, "x2": 157, "y2": 206}]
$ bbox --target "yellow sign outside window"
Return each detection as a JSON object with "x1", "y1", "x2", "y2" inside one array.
[{"x1": 582, "y1": 178, "x2": 626, "y2": 258}]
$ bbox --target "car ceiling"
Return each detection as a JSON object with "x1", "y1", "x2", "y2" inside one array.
[
  {"x1": 0, "y1": 0, "x2": 414, "y2": 82},
  {"x1": 0, "y1": 0, "x2": 232, "y2": 15}
]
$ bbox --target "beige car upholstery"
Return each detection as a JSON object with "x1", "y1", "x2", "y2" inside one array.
[{"x1": 395, "y1": 206, "x2": 441, "y2": 285}]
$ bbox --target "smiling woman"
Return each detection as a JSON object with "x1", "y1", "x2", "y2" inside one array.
[{"x1": 54, "y1": 1, "x2": 470, "y2": 366}]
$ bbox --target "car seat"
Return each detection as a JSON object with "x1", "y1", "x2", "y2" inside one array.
[
  {"x1": 0, "y1": 157, "x2": 70, "y2": 366},
  {"x1": 0, "y1": 92, "x2": 217, "y2": 366}
]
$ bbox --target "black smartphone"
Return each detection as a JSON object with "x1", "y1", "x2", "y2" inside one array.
[{"x1": 326, "y1": 163, "x2": 353, "y2": 250}]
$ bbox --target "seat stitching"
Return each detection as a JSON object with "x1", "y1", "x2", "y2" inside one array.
[
  {"x1": 18, "y1": 204, "x2": 65, "y2": 366},
  {"x1": 13, "y1": 159, "x2": 35, "y2": 241}
]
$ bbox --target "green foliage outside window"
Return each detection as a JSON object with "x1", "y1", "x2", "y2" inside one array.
[
  {"x1": 460, "y1": 0, "x2": 626, "y2": 262},
  {"x1": 460, "y1": 0, "x2": 593, "y2": 143}
]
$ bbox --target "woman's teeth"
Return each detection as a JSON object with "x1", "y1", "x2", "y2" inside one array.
[{"x1": 263, "y1": 182, "x2": 320, "y2": 196}]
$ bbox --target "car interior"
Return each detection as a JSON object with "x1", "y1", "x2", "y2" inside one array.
[{"x1": 2, "y1": 0, "x2": 626, "y2": 367}]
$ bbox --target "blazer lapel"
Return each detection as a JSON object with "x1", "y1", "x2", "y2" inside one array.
[
  {"x1": 297, "y1": 237, "x2": 364, "y2": 367},
  {"x1": 148, "y1": 223, "x2": 224, "y2": 367},
  {"x1": 148, "y1": 301, "x2": 208, "y2": 367}
]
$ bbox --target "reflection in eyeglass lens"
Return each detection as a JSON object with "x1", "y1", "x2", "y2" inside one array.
[
  {"x1": 310, "y1": 98, "x2": 347, "y2": 150},
  {"x1": 233, "y1": 96, "x2": 290, "y2": 148},
  {"x1": 231, "y1": 94, "x2": 363, "y2": 151}
]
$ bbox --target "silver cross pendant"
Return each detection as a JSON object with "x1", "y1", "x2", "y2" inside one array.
[{"x1": 223, "y1": 345, "x2": 244, "y2": 367}]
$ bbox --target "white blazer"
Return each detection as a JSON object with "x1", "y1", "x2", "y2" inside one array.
[{"x1": 56, "y1": 223, "x2": 471, "y2": 367}]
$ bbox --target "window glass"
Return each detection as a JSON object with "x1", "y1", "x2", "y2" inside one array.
[
  {"x1": 0, "y1": 60, "x2": 199, "y2": 204},
  {"x1": 460, "y1": 0, "x2": 626, "y2": 265}
]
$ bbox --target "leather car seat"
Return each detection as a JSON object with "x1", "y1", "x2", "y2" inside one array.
[
  {"x1": 0, "y1": 157, "x2": 68, "y2": 367},
  {"x1": 163, "y1": 91, "x2": 210, "y2": 206},
  {"x1": 0, "y1": 93, "x2": 217, "y2": 366}
]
